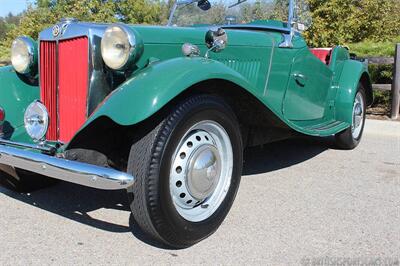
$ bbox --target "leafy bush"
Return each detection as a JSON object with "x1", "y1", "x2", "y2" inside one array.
[
  {"x1": 0, "y1": 44, "x2": 9, "y2": 62},
  {"x1": 372, "y1": 90, "x2": 391, "y2": 107},
  {"x1": 305, "y1": 0, "x2": 400, "y2": 47},
  {"x1": 348, "y1": 38, "x2": 400, "y2": 57},
  {"x1": 0, "y1": 0, "x2": 167, "y2": 63},
  {"x1": 347, "y1": 37, "x2": 398, "y2": 113},
  {"x1": 368, "y1": 64, "x2": 393, "y2": 84}
]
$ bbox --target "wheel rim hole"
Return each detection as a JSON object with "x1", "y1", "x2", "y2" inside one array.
[
  {"x1": 196, "y1": 136, "x2": 201, "y2": 141},
  {"x1": 180, "y1": 193, "x2": 186, "y2": 198},
  {"x1": 187, "y1": 141, "x2": 193, "y2": 148},
  {"x1": 180, "y1": 152, "x2": 186, "y2": 159},
  {"x1": 176, "y1": 166, "x2": 182, "y2": 174},
  {"x1": 204, "y1": 135, "x2": 209, "y2": 141},
  {"x1": 186, "y1": 200, "x2": 192, "y2": 204},
  {"x1": 176, "y1": 181, "x2": 182, "y2": 187}
]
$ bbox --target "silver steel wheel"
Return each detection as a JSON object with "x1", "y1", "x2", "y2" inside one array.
[
  {"x1": 169, "y1": 120, "x2": 233, "y2": 222},
  {"x1": 351, "y1": 91, "x2": 365, "y2": 139}
]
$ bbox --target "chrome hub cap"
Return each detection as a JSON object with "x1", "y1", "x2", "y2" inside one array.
[
  {"x1": 187, "y1": 145, "x2": 221, "y2": 200},
  {"x1": 351, "y1": 92, "x2": 365, "y2": 139},
  {"x1": 169, "y1": 121, "x2": 233, "y2": 222}
]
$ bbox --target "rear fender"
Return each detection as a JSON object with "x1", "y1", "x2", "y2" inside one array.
[{"x1": 335, "y1": 60, "x2": 371, "y2": 124}]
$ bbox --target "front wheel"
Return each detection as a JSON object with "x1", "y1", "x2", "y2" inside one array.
[
  {"x1": 334, "y1": 84, "x2": 367, "y2": 149},
  {"x1": 127, "y1": 95, "x2": 243, "y2": 248}
]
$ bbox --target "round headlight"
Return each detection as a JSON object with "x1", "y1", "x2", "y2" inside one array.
[
  {"x1": 11, "y1": 37, "x2": 37, "y2": 74},
  {"x1": 101, "y1": 25, "x2": 143, "y2": 70},
  {"x1": 24, "y1": 101, "x2": 49, "y2": 142}
]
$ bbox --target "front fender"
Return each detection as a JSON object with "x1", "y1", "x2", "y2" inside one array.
[
  {"x1": 0, "y1": 66, "x2": 39, "y2": 142},
  {"x1": 84, "y1": 57, "x2": 257, "y2": 127},
  {"x1": 335, "y1": 60, "x2": 370, "y2": 124}
]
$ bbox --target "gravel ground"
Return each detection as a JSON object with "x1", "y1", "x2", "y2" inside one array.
[{"x1": 0, "y1": 119, "x2": 399, "y2": 265}]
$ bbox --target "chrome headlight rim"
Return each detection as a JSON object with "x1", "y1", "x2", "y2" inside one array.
[
  {"x1": 11, "y1": 36, "x2": 38, "y2": 75},
  {"x1": 24, "y1": 100, "x2": 49, "y2": 142},
  {"x1": 101, "y1": 24, "x2": 143, "y2": 71}
]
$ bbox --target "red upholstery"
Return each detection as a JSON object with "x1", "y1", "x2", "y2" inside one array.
[{"x1": 310, "y1": 48, "x2": 333, "y2": 65}]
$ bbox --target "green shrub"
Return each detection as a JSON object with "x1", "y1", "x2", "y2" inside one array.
[
  {"x1": 373, "y1": 90, "x2": 390, "y2": 106},
  {"x1": 0, "y1": 44, "x2": 10, "y2": 62},
  {"x1": 368, "y1": 64, "x2": 393, "y2": 84},
  {"x1": 348, "y1": 38, "x2": 400, "y2": 57}
]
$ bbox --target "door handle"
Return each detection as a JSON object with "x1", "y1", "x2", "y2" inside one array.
[{"x1": 293, "y1": 73, "x2": 307, "y2": 86}]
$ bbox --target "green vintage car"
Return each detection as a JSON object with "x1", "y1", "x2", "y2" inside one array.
[{"x1": 0, "y1": 0, "x2": 372, "y2": 248}]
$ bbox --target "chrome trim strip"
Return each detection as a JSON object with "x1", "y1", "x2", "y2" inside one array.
[
  {"x1": 263, "y1": 33, "x2": 275, "y2": 96},
  {"x1": 86, "y1": 26, "x2": 113, "y2": 114},
  {"x1": 222, "y1": 24, "x2": 291, "y2": 34},
  {"x1": 39, "y1": 22, "x2": 109, "y2": 41},
  {"x1": 0, "y1": 144, "x2": 134, "y2": 190},
  {"x1": 0, "y1": 139, "x2": 56, "y2": 154}
]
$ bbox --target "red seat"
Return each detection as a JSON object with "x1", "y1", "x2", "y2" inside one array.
[{"x1": 310, "y1": 48, "x2": 333, "y2": 65}]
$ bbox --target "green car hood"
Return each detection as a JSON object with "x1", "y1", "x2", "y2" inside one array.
[{"x1": 131, "y1": 25, "x2": 277, "y2": 47}]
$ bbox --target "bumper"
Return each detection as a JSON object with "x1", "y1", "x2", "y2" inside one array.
[{"x1": 0, "y1": 143, "x2": 134, "y2": 190}]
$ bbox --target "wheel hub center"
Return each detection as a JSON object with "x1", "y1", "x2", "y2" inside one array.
[
  {"x1": 186, "y1": 145, "x2": 221, "y2": 200},
  {"x1": 354, "y1": 103, "x2": 362, "y2": 116}
]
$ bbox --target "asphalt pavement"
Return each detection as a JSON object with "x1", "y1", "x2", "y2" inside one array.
[{"x1": 0, "y1": 119, "x2": 399, "y2": 265}]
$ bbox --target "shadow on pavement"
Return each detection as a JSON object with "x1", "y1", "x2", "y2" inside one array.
[
  {"x1": 0, "y1": 181, "x2": 131, "y2": 233},
  {"x1": 0, "y1": 136, "x2": 331, "y2": 248},
  {"x1": 243, "y1": 136, "x2": 331, "y2": 175}
]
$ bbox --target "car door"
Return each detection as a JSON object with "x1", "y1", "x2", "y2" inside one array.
[{"x1": 283, "y1": 48, "x2": 333, "y2": 121}]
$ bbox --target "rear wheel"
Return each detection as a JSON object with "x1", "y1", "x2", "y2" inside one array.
[
  {"x1": 334, "y1": 84, "x2": 366, "y2": 149},
  {"x1": 0, "y1": 165, "x2": 57, "y2": 193},
  {"x1": 127, "y1": 95, "x2": 243, "y2": 248}
]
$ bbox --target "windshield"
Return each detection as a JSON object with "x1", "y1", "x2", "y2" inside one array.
[{"x1": 169, "y1": 0, "x2": 311, "y2": 28}]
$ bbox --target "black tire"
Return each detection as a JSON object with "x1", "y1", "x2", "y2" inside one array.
[
  {"x1": 127, "y1": 95, "x2": 243, "y2": 248},
  {"x1": 334, "y1": 83, "x2": 367, "y2": 150},
  {"x1": 0, "y1": 165, "x2": 57, "y2": 193}
]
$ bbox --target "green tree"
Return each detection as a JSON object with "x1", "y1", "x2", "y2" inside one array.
[
  {"x1": 0, "y1": 0, "x2": 121, "y2": 61},
  {"x1": 2, "y1": 0, "x2": 400, "y2": 62},
  {"x1": 304, "y1": 0, "x2": 400, "y2": 47},
  {"x1": 116, "y1": 0, "x2": 163, "y2": 24},
  {"x1": 0, "y1": 13, "x2": 21, "y2": 41},
  {"x1": 271, "y1": 0, "x2": 288, "y2": 21}
]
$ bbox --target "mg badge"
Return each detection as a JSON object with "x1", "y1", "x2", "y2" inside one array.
[{"x1": 52, "y1": 24, "x2": 60, "y2": 37}]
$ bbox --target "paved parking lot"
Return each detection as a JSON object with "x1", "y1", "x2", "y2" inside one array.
[{"x1": 0, "y1": 119, "x2": 399, "y2": 265}]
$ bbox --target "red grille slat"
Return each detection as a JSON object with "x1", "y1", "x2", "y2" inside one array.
[
  {"x1": 40, "y1": 41, "x2": 57, "y2": 140},
  {"x1": 39, "y1": 37, "x2": 88, "y2": 143},
  {"x1": 58, "y1": 37, "x2": 88, "y2": 142}
]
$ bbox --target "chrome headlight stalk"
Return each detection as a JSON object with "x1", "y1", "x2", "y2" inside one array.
[
  {"x1": 11, "y1": 36, "x2": 38, "y2": 75},
  {"x1": 24, "y1": 101, "x2": 49, "y2": 142},
  {"x1": 101, "y1": 24, "x2": 144, "y2": 71}
]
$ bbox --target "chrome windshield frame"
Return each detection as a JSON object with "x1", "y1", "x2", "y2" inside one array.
[
  {"x1": 279, "y1": 0, "x2": 295, "y2": 48},
  {"x1": 167, "y1": 0, "x2": 296, "y2": 34}
]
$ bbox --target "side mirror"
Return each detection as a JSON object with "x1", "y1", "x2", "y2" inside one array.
[
  {"x1": 198, "y1": 0, "x2": 211, "y2": 11},
  {"x1": 205, "y1": 28, "x2": 228, "y2": 53}
]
